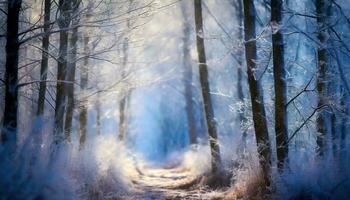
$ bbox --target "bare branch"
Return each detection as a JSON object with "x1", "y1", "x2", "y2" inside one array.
[
  {"x1": 17, "y1": 80, "x2": 80, "y2": 88},
  {"x1": 286, "y1": 75, "x2": 315, "y2": 107},
  {"x1": 286, "y1": 105, "x2": 330, "y2": 144}
]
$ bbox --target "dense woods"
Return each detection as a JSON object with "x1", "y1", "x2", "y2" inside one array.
[{"x1": 0, "y1": 0, "x2": 350, "y2": 199}]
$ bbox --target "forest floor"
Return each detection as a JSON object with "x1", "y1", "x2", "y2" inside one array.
[{"x1": 128, "y1": 166, "x2": 225, "y2": 200}]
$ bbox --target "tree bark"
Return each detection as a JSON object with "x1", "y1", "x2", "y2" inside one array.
[
  {"x1": 271, "y1": 0, "x2": 288, "y2": 169},
  {"x1": 118, "y1": 37, "x2": 129, "y2": 141},
  {"x1": 54, "y1": 0, "x2": 71, "y2": 144},
  {"x1": 1, "y1": 0, "x2": 22, "y2": 153},
  {"x1": 37, "y1": 0, "x2": 51, "y2": 116},
  {"x1": 234, "y1": 0, "x2": 247, "y2": 145},
  {"x1": 194, "y1": 0, "x2": 222, "y2": 173},
  {"x1": 118, "y1": 0, "x2": 133, "y2": 141},
  {"x1": 64, "y1": 0, "x2": 80, "y2": 140},
  {"x1": 96, "y1": 92, "x2": 101, "y2": 135},
  {"x1": 181, "y1": 1, "x2": 196, "y2": 145},
  {"x1": 78, "y1": 34, "x2": 89, "y2": 149},
  {"x1": 315, "y1": 0, "x2": 331, "y2": 156},
  {"x1": 243, "y1": 0, "x2": 271, "y2": 185},
  {"x1": 78, "y1": 3, "x2": 92, "y2": 148},
  {"x1": 340, "y1": 87, "x2": 348, "y2": 151}
]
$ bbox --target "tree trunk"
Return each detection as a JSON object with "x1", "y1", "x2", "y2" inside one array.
[
  {"x1": 234, "y1": 0, "x2": 247, "y2": 145},
  {"x1": 243, "y1": 0, "x2": 271, "y2": 185},
  {"x1": 64, "y1": 0, "x2": 80, "y2": 140},
  {"x1": 79, "y1": 34, "x2": 89, "y2": 149},
  {"x1": 96, "y1": 92, "x2": 101, "y2": 135},
  {"x1": 54, "y1": 0, "x2": 71, "y2": 144},
  {"x1": 118, "y1": 94, "x2": 127, "y2": 140},
  {"x1": 1, "y1": 0, "x2": 22, "y2": 154},
  {"x1": 331, "y1": 111, "x2": 337, "y2": 156},
  {"x1": 118, "y1": 0, "x2": 133, "y2": 141},
  {"x1": 194, "y1": 0, "x2": 222, "y2": 173},
  {"x1": 271, "y1": 0, "x2": 288, "y2": 169},
  {"x1": 181, "y1": 1, "x2": 196, "y2": 145},
  {"x1": 315, "y1": 0, "x2": 331, "y2": 156},
  {"x1": 37, "y1": 0, "x2": 51, "y2": 116},
  {"x1": 340, "y1": 87, "x2": 348, "y2": 151},
  {"x1": 78, "y1": 4, "x2": 92, "y2": 148},
  {"x1": 118, "y1": 38, "x2": 129, "y2": 141}
]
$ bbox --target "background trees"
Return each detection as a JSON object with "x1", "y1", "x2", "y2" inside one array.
[
  {"x1": 118, "y1": 0, "x2": 134, "y2": 141},
  {"x1": 0, "y1": 0, "x2": 350, "y2": 199},
  {"x1": 181, "y1": 0, "x2": 196, "y2": 145}
]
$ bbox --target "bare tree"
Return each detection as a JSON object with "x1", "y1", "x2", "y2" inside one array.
[
  {"x1": 232, "y1": 0, "x2": 247, "y2": 146},
  {"x1": 118, "y1": 37, "x2": 129, "y2": 141},
  {"x1": 54, "y1": 0, "x2": 72, "y2": 143},
  {"x1": 78, "y1": 1, "x2": 92, "y2": 148},
  {"x1": 315, "y1": 0, "x2": 331, "y2": 156},
  {"x1": 271, "y1": 0, "x2": 288, "y2": 169},
  {"x1": 1, "y1": 0, "x2": 22, "y2": 154},
  {"x1": 118, "y1": 0, "x2": 134, "y2": 141},
  {"x1": 36, "y1": 0, "x2": 51, "y2": 116},
  {"x1": 194, "y1": 0, "x2": 222, "y2": 174},
  {"x1": 243, "y1": 0, "x2": 271, "y2": 185},
  {"x1": 64, "y1": 0, "x2": 81, "y2": 140}
]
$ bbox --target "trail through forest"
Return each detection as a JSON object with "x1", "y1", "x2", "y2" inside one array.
[
  {"x1": 126, "y1": 159, "x2": 225, "y2": 200},
  {"x1": 1, "y1": 0, "x2": 350, "y2": 199}
]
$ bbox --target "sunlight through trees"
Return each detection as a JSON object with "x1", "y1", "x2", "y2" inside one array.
[{"x1": 0, "y1": 0, "x2": 350, "y2": 199}]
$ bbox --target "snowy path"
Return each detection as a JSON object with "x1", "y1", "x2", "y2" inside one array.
[{"x1": 128, "y1": 166, "x2": 224, "y2": 200}]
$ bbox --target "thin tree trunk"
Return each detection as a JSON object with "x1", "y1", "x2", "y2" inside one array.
[
  {"x1": 79, "y1": 33, "x2": 89, "y2": 149},
  {"x1": 118, "y1": 97, "x2": 127, "y2": 140},
  {"x1": 271, "y1": 0, "x2": 288, "y2": 169},
  {"x1": 118, "y1": 0, "x2": 133, "y2": 141},
  {"x1": 118, "y1": 38, "x2": 129, "y2": 141},
  {"x1": 37, "y1": 0, "x2": 51, "y2": 116},
  {"x1": 340, "y1": 87, "x2": 348, "y2": 151},
  {"x1": 1, "y1": 0, "x2": 22, "y2": 154},
  {"x1": 78, "y1": 4, "x2": 92, "y2": 148},
  {"x1": 235, "y1": 0, "x2": 247, "y2": 145},
  {"x1": 96, "y1": 92, "x2": 101, "y2": 135},
  {"x1": 54, "y1": 0, "x2": 71, "y2": 144},
  {"x1": 331, "y1": 111, "x2": 337, "y2": 156},
  {"x1": 243, "y1": 0, "x2": 271, "y2": 185},
  {"x1": 181, "y1": 1, "x2": 196, "y2": 145},
  {"x1": 315, "y1": 0, "x2": 331, "y2": 156},
  {"x1": 64, "y1": 0, "x2": 80, "y2": 140},
  {"x1": 194, "y1": 0, "x2": 222, "y2": 173}
]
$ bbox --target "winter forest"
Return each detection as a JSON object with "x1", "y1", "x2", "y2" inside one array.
[{"x1": 1, "y1": 0, "x2": 350, "y2": 199}]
